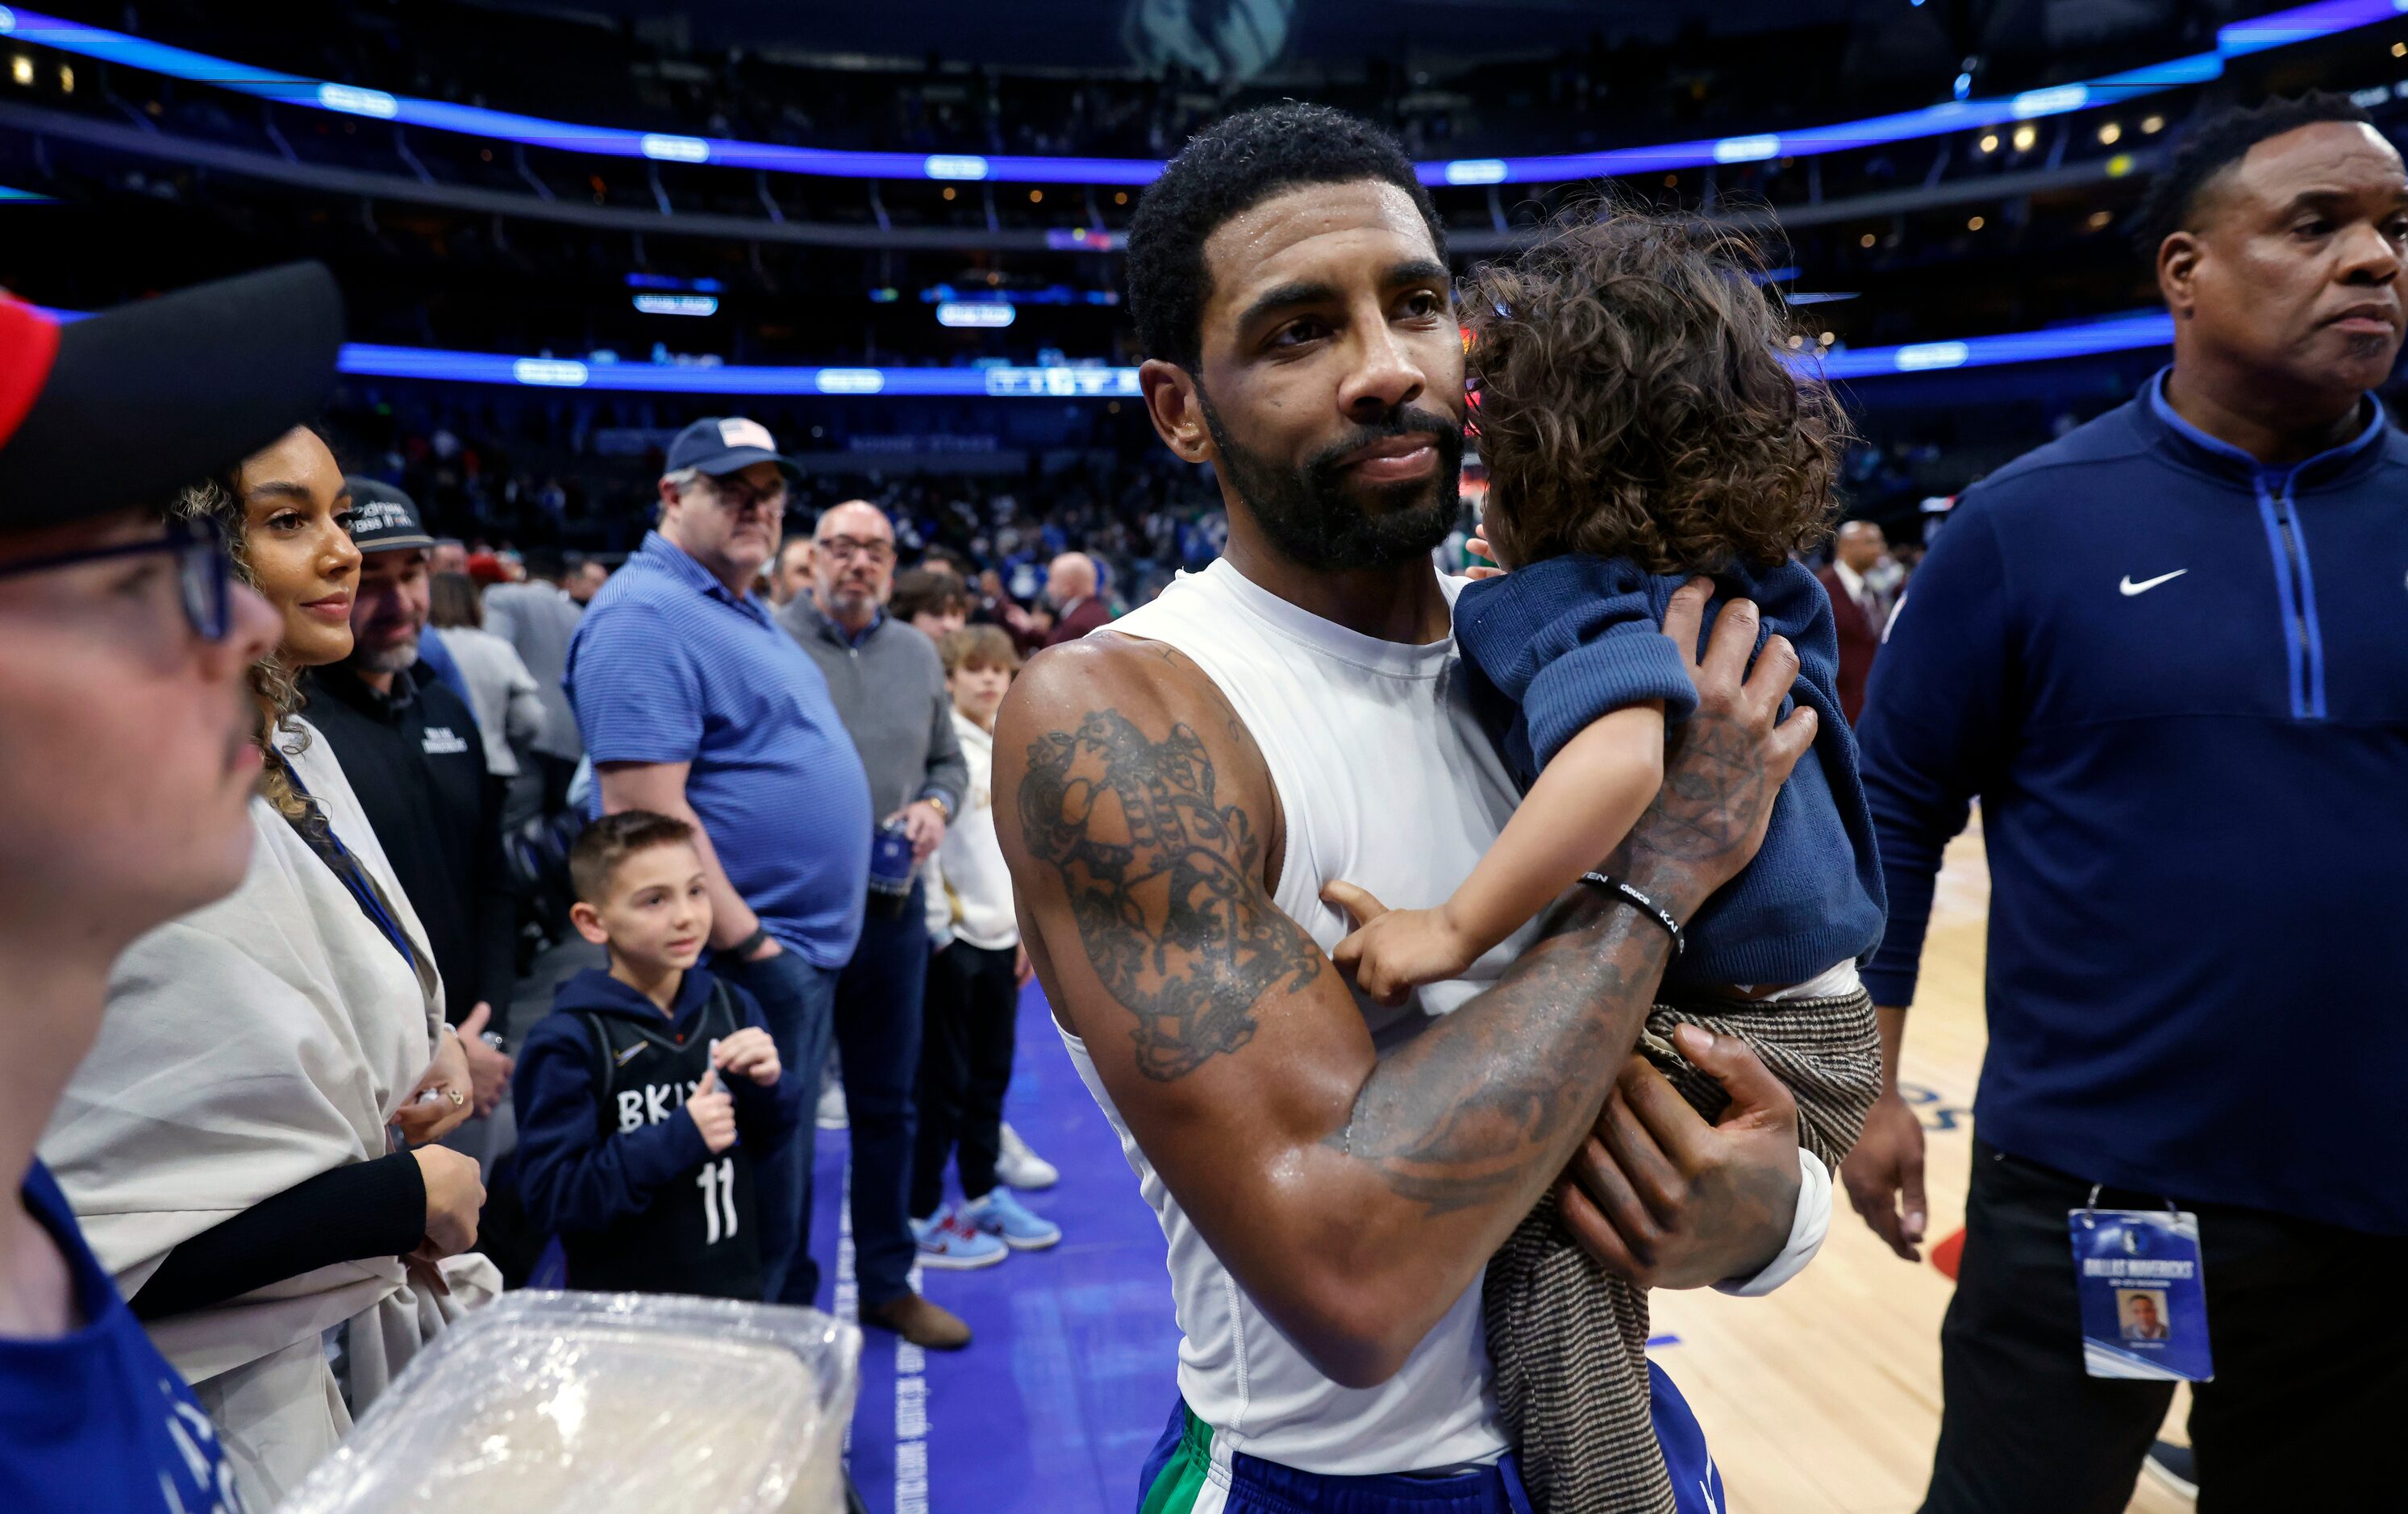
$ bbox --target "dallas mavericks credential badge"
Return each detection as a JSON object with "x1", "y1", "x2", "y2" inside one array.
[{"x1": 2068, "y1": 1200, "x2": 2213, "y2": 1382}]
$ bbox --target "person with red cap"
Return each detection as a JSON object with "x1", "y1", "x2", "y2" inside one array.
[{"x1": 0, "y1": 263, "x2": 342, "y2": 1510}]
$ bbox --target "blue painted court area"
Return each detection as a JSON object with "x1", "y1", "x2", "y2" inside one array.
[{"x1": 807, "y1": 980, "x2": 1181, "y2": 1514}]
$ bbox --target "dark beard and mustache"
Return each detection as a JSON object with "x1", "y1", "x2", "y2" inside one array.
[{"x1": 1196, "y1": 385, "x2": 1464, "y2": 572}]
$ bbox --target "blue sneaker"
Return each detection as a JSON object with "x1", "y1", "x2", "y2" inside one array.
[
  {"x1": 962, "y1": 1189, "x2": 1061, "y2": 1251},
  {"x1": 910, "y1": 1204, "x2": 1007, "y2": 1270}
]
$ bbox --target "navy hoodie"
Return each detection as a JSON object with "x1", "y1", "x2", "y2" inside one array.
[
  {"x1": 1859, "y1": 368, "x2": 2408, "y2": 1233},
  {"x1": 512, "y1": 964, "x2": 802, "y2": 1241}
]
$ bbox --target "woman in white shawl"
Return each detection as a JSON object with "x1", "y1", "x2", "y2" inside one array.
[{"x1": 42, "y1": 426, "x2": 499, "y2": 1505}]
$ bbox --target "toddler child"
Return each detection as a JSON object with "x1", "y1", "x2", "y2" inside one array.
[
  {"x1": 1337, "y1": 207, "x2": 1886, "y2": 1513},
  {"x1": 512, "y1": 810, "x2": 802, "y2": 1300}
]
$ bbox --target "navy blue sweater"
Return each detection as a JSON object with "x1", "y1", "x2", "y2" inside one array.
[
  {"x1": 1860, "y1": 370, "x2": 2408, "y2": 1233},
  {"x1": 512, "y1": 965, "x2": 802, "y2": 1238},
  {"x1": 1453, "y1": 554, "x2": 1886, "y2": 988}
]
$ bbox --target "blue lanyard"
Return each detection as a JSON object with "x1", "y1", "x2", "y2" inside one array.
[{"x1": 281, "y1": 766, "x2": 419, "y2": 974}]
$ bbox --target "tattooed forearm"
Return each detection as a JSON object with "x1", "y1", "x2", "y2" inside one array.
[
  {"x1": 1623, "y1": 707, "x2": 1772, "y2": 878},
  {"x1": 1018, "y1": 709, "x2": 1324, "y2": 1081},
  {"x1": 1331, "y1": 892, "x2": 1669, "y2": 1215}
]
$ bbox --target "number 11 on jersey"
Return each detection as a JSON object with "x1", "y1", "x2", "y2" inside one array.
[{"x1": 697, "y1": 1158, "x2": 738, "y2": 1245}]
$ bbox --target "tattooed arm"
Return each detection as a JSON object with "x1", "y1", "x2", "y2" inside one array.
[{"x1": 998, "y1": 585, "x2": 1814, "y2": 1388}]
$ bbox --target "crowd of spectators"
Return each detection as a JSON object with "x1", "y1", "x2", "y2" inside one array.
[{"x1": 0, "y1": 252, "x2": 1102, "y2": 1507}]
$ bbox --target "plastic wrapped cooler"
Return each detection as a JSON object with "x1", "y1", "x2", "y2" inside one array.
[{"x1": 277, "y1": 1291, "x2": 860, "y2": 1514}]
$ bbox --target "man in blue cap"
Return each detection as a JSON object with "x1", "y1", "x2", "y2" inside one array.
[{"x1": 562, "y1": 418, "x2": 943, "y2": 1334}]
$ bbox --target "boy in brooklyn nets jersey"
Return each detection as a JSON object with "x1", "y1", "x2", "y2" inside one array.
[{"x1": 513, "y1": 811, "x2": 804, "y2": 1299}]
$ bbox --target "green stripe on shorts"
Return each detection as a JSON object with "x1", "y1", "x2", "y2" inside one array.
[{"x1": 1138, "y1": 1404, "x2": 1217, "y2": 1514}]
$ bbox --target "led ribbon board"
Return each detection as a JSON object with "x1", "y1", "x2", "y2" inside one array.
[
  {"x1": 0, "y1": 1, "x2": 2397, "y2": 185},
  {"x1": 323, "y1": 314, "x2": 2177, "y2": 393}
]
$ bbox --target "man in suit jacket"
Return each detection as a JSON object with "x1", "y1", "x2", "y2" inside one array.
[
  {"x1": 1042, "y1": 551, "x2": 1114, "y2": 645},
  {"x1": 1816, "y1": 520, "x2": 1893, "y2": 723}
]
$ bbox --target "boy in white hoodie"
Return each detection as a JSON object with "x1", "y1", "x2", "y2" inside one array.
[{"x1": 909, "y1": 626, "x2": 1064, "y2": 1267}]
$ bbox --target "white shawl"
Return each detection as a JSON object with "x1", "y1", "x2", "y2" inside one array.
[{"x1": 43, "y1": 717, "x2": 498, "y2": 1503}]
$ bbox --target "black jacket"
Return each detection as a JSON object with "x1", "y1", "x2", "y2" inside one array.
[{"x1": 303, "y1": 662, "x2": 516, "y2": 1022}]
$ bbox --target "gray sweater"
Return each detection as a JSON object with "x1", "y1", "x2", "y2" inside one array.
[
  {"x1": 483, "y1": 580, "x2": 585, "y2": 763},
  {"x1": 777, "y1": 596, "x2": 966, "y2": 821}
]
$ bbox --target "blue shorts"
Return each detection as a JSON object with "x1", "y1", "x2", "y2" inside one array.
[{"x1": 1135, "y1": 1361, "x2": 1724, "y2": 1513}]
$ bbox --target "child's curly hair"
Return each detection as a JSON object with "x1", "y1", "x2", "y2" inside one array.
[{"x1": 1461, "y1": 202, "x2": 1850, "y2": 575}]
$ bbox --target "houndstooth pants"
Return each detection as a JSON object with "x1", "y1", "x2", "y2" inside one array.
[{"x1": 1484, "y1": 988, "x2": 1881, "y2": 1513}]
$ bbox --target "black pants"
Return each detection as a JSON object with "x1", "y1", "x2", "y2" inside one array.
[
  {"x1": 530, "y1": 751, "x2": 580, "y2": 819},
  {"x1": 828, "y1": 885, "x2": 930, "y2": 1308},
  {"x1": 1923, "y1": 1139, "x2": 2408, "y2": 1513},
  {"x1": 910, "y1": 941, "x2": 1019, "y2": 1220}
]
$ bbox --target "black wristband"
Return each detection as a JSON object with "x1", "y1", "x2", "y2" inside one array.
[
  {"x1": 731, "y1": 925, "x2": 770, "y2": 961},
  {"x1": 1579, "y1": 872, "x2": 1685, "y2": 959}
]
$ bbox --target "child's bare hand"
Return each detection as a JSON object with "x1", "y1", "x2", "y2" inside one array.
[
  {"x1": 1464, "y1": 533, "x2": 1506, "y2": 580},
  {"x1": 712, "y1": 1027, "x2": 781, "y2": 1086},
  {"x1": 1323, "y1": 882, "x2": 1484, "y2": 1008},
  {"x1": 686, "y1": 1067, "x2": 738, "y2": 1154}
]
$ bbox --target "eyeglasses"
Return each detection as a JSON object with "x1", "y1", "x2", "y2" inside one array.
[
  {"x1": 817, "y1": 536, "x2": 896, "y2": 564},
  {"x1": 702, "y1": 476, "x2": 789, "y2": 517},
  {"x1": 0, "y1": 515, "x2": 234, "y2": 641}
]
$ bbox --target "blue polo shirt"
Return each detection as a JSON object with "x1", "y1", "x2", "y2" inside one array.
[{"x1": 565, "y1": 532, "x2": 873, "y2": 966}]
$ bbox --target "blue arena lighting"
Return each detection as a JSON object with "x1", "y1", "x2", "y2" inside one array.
[
  {"x1": 23, "y1": 297, "x2": 2173, "y2": 389},
  {"x1": 625, "y1": 272, "x2": 724, "y2": 293},
  {"x1": 935, "y1": 302, "x2": 1018, "y2": 328},
  {"x1": 0, "y1": 0, "x2": 2395, "y2": 188},
  {"x1": 319, "y1": 313, "x2": 2176, "y2": 394}
]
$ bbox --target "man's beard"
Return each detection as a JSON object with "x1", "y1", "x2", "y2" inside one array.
[
  {"x1": 359, "y1": 634, "x2": 421, "y2": 676},
  {"x1": 1196, "y1": 386, "x2": 1463, "y2": 572}
]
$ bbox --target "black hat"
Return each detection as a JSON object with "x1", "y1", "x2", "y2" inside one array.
[
  {"x1": 0, "y1": 262, "x2": 345, "y2": 532},
  {"x1": 665, "y1": 415, "x2": 798, "y2": 478},
  {"x1": 344, "y1": 476, "x2": 434, "y2": 553}
]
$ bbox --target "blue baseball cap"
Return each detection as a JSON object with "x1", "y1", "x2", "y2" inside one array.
[{"x1": 665, "y1": 415, "x2": 798, "y2": 478}]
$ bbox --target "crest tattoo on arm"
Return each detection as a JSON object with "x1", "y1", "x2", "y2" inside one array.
[{"x1": 1018, "y1": 709, "x2": 1324, "y2": 1081}]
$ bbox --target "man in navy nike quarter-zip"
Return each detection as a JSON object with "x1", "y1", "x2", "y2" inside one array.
[{"x1": 1840, "y1": 94, "x2": 2408, "y2": 1512}]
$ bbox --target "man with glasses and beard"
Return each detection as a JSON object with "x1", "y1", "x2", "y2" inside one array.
[
  {"x1": 565, "y1": 418, "x2": 873, "y2": 1322},
  {"x1": 995, "y1": 105, "x2": 1831, "y2": 1513},
  {"x1": 774, "y1": 500, "x2": 977, "y2": 1349}
]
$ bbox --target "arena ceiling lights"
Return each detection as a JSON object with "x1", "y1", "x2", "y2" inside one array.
[{"x1": 0, "y1": 1, "x2": 2398, "y2": 189}]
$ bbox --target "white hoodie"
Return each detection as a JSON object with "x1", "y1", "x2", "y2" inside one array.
[{"x1": 923, "y1": 708, "x2": 1019, "y2": 953}]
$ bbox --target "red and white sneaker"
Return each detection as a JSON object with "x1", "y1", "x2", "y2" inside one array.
[{"x1": 910, "y1": 1204, "x2": 1008, "y2": 1270}]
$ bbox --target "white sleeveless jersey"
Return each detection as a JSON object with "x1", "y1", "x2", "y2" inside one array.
[{"x1": 1056, "y1": 557, "x2": 1539, "y2": 1474}]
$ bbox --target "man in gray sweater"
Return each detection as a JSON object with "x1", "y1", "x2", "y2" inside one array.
[
  {"x1": 777, "y1": 500, "x2": 973, "y2": 1346},
  {"x1": 483, "y1": 547, "x2": 586, "y2": 816}
]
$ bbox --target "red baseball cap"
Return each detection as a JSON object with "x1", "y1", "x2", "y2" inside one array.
[{"x1": 0, "y1": 261, "x2": 344, "y2": 532}]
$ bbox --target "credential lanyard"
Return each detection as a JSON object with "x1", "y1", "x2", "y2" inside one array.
[{"x1": 279, "y1": 763, "x2": 419, "y2": 974}]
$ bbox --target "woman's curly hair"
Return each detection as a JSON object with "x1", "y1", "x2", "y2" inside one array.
[
  {"x1": 1460, "y1": 202, "x2": 1851, "y2": 575},
  {"x1": 173, "y1": 469, "x2": 318, "y2": 826}
]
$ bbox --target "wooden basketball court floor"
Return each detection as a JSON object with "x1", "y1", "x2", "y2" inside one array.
[{"x1": 1648, "y1": 821, "x2": 2191, "y2": 1513}]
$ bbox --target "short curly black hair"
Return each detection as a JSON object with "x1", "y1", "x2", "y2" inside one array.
[
  {"x1": 2133, "y1": 91, "x2": 2377, "y2": 256},
  {"x1": 1127, "y1": 102, "x2": 1445, "y2": 371}
]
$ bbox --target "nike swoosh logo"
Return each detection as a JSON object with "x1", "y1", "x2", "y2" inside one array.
[
  {"x1": 2119, "y1": 569, "x2": 2187, "y2": 597},
  {"x1": 614, "y1": 1043, "x2": 648, "y2": 1067}
]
